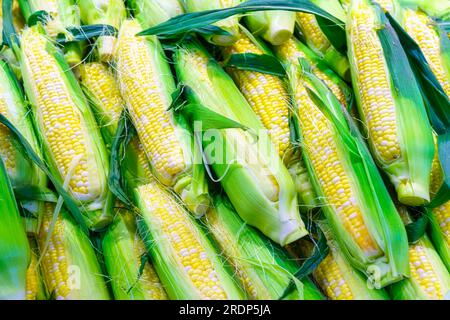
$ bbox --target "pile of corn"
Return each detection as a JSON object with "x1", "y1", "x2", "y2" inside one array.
[{"x1": 0, "y1": 0, "x2": 449, "y2": 300}]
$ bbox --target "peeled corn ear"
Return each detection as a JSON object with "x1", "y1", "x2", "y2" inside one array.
[
  {"x1": 16, "y1": 25, "x2": 112, "y2": 230},
  {"x1": 135, "y1": 179, "x2": 245, "y2": 300},
  {"x1": 77, "y1": 0, "x2": 127, "y2": 62},
  {"x1": 25, "y1": 237, "x2": 47, "y2": 300},
  {"x1": 205, "y1": 197, "x2": 324, "y2": 300},
  {"x1": 346, "y1": 0, "x2": 435, "y2": 206},
  {"x1": 38, "y1": 202, "x2": 110, "y2": 300},
  {"x1": 102, "y1": 206, "x2": 168, "y2": 300},
  {"x1": 174, "y1": 40, "x2": 307, "y2": 246},
  {"x1": 183, "y1": 0, "x2": 240, "y2": 46},
  {"x1": 0, "y1": 157, "x2": 29, "y2": 300}
]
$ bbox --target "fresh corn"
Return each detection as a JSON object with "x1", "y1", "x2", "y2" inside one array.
[
  {"x1": 0, "y1": 59, "x2": 46, "y2": 234},
  {"x1": 77, "y1": 0, "x2": 126, "y2": 62},
  {"x1": 18, "y1": 0, "x2": 83, "y2": 65},
  {"x1": 128, "y1": 0, "x2": 185, "y2": 29},
  {"x1": 135, "y1": 179, "x2": 245, "y2": 300},
  {"x1": 183, "y1": 0, "x2": 240, "y2": 46},
  {"x1": 221, "y1": 32, "x2": 317, "y2": 210},
  {"x1": 115, "y1": 19, "x2": 210, "y2": 216},
  {"x1": 346, "y1": 0, "x2": 434, "y2": 206},
  {"x1": 390, "y1": 208, "x2": 450, "y2": 300},
  {"x1": 38, "y1": 202, "x2": 110, "y2": 300},
  {"x1": 205, "y1": 196, "x2": 324, "y2": 300},
  {"x1": 16, "y1": 25, "x2": 112, "y2": 230},
  {"x1": 25, "y1": 237, "x2": 47, "y2": 300},
  {"x1": 102, "y1": 205, "x2": 168, "y2": 300},
  {"x1": 174, "y1": 40, "x2": 307, "y2": 246},
  {"x1": 0, "y1": 157, "x2": 29, "y2": 300},
  {"x1": 287, "y1": 55, "x2": 409, "y2": 287}
]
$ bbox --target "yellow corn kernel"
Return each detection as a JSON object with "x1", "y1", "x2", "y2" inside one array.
[
  {"x1": 276, "y1": 39, "x2": 348, "y2": 108},
  {"x1": 25, "y1": 242, "x2": 40, "y2": 300},
  {"x1": 78, "y1": 62, "x2": 124, "y2": 127},
  {"x1": 21, "y1": 28, "x2": 103, "y2": 201},
  {"x1": 403, "y1": 9, "x2": 450, "y2": 97},
  {"x1": 38, "y1": 203, "x2": 71, "y2": 300},
  {"x1": 116, "y1": 20, "x2": 186, "y2": 186},
  {"x1": 139, "y1": 182, "x2": 228, "y2": 300},
  {"x1": 408, "y1": 241, "x2": 445, "y2": 299},
  {"x1": 313, "y1": 253, "x2": 354, "y2": 300},
  {"x1": 223, "y1": 35, "x2": 291, "y2": 159},
  {"x1": 296, "y1": 12, "x2": 330, "y2": 52},
  {"x1": 350, "y1": 5, "x2": 401, "y2": 163},
  {"x1": 294, "y1": 82, "x2": 380, "y2": 257}
]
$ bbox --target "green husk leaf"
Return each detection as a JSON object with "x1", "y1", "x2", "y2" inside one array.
[
  {"x1": 56, "y1": 24, "x2": 117, "y2": 44},
  {"x1": 0, "y1": 113, "x2": 88, "y2": 234},
  {"x1": 14, "y1": 185, "x2": 58, "y2": 203},
  {"x1": 385, "y1": 13, "x2": 450, "y2": 207},
  {"x1": 2, "y1": 0, "x2": 19, "y2": 47},
  {"x1": 406, "y1": 214, "x2": 429, "y2": 244},
  {"x1": 138, "y1": 0, "x2": 343, "y2": 38},
  {"x1": 316, "y1": 15, "x2": 347, "y2": 54},
  {"x1": 108, "y1": 111, "x2": 136, "y2": 208},
  {"x1": 226, "y1": 53, "x2": 286, "y2": 77},
  {"x1": 27, "y1": 10, "x2": 50, "y2": 27},
  {"x1": 279, "y1": 229, "x2": 329, "y2": 300},
  {"x1": 168, "y1": 85, "x2": 187, "y2": 112}
]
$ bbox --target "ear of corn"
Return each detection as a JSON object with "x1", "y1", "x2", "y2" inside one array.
[
  {"x1": 389, "y1": 208, "x2": 450, "y2": 300},
  {"x1": 205, "y1": 196, "x2": 324, "y2": 300},
  {"x1": 102, "y1": 205, "x2": 168, "y2": 300},
  {"x1": 16, "y1": 25, "x2": 112, "y2": 230},
  {"x1": 401, "y1": 8, "x2": 450, "y2": 98},
  {"x1": 174, "y1": 40, "x2": 307, "y2": 246},
  {"x1": 128, "y1": 0, "x2": 185, "y2": 29},
  {"x1": 243, "y1": 9, "x2": 296, "y2": 46},
  {"x1": 25, "y1": 237, "x2": 47, "y2": 300},
  {"x1": 135, "y1": 179, "x2": 246, "y2": 300},
  {"x1": 287, "y1": 56, "x2": 409, "y2": 287},
  {"x1": 183, "y1": 0, "x2": 240, "y2": 46},
  {"x1": 115, "y1": 19, "x2": 210, "y2": 216},
  {"x1": 38, "y1": 202, "x2": 110, "y2": 300},
  {"x1": 0, "y1": 157, "x2": 29, "y2": 300},
  {"x1": 18, "y1": 0, "x2": 83, "y2": 65},
  {"x1": 221, "y1": 31, "x2": 317, "y2": 210},
  {"x1": 346, "y1": 0, "x2": 435, "y2": 206},
  {"x1": 77, "y1": 0, "x2": 127, "y2": 62},
  {"x1": 274, "y1": 37, "x2": 352, "y2": 111},
  {"x1": 0, "y1": 59, "x2": 47, "y2": 234}
]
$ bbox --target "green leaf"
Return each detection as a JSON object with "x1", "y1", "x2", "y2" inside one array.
[
  {"x1": 27, "y1": 10, "x2": 51, "y2": 27},
  {"x1": 405, "y1": 214, "x2": 428, "y2": 244},
  {"x1": 108, "y1": 111, "x2": 135, "y2": 207},
  {"x1": 168, "y1": 85, "x2": 187, "y2": 112},
  {"x1": 0, "y1": 113, "x2": 88, "y2": 234},
  {"x1": 14, "y1": 185, "x2": 58, "y2": 203},
  {"x1": 2, "y1": 0, "x2": 20, "y2": 48},
  {"x1": 279, "y1": 229, "x2": 329, "y2": 300},
  {"x1": 138, "y1": 0, "x2": 343, "y2": 39},
  {"x1": 56, "y1": 24, "x2": 118, "y2": 44},
  {"x1": 226, "y1": 53, "x2": 286, "y2": 77},
  {"x1": 316, "y1": 15, "x2": 347, "y2": 54}
]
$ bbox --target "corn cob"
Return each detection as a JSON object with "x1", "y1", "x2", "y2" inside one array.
[
  {"x1": 115, "y1": 19, "x2": 210, "y2": 216},
  {"x1": 135, "y1": 180, "x2": 245, "y2": 300},
  {"x1": 16, "y1": 25, "x2": 112, "y2": 230},
  {"x1": 77, "y1": 0, "x2": 126, "y2": 62},
  {"x1": 25, "y1": 237, "x2": 47, "y2": 300},
  {"x1": 205, "y1": 197, "x2": 324, "y2": 300},
  {"x1": 389, "y1": 208, "x2": 450, "y2": 300},
  {"x1": 0, "y1": 59, "x2": 46, "y2": 234},
  {"x1": 221, "y1": 32, "x2": 317, "y2": 210},
  {"x1": 174, "y1": 40, "x2": 307, "y2": 246},
  {"x1": 102, "y1": 206, "x2": 168, "y2": 300},
  {"x1": 0, "y1": 157, "x2": 29, "y2": 300},
  {"x1": 38, "y1": 202, "x2": 110, "y2": 300},
  {"x1": 17, "y1": 0, "x2": 83, "y2": 65},
  {"x1": 346, "y1": 0, "x2": 434, "y2": 206},
  {"x1": 401, "y1": 8, "x2": 450, "y2": 97},
  {"x1": 183, "y1": 0, "x2": 240, "y2": 46},
  {"x1": 274, "y1": 37, "x2": 351, "y2": 110},
  {"x1": 128, "y1": 0, "x2": 185, "y2": 29},
  {"x1": 286, "y1": 55, "x2": 409, "y2": 287}
]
